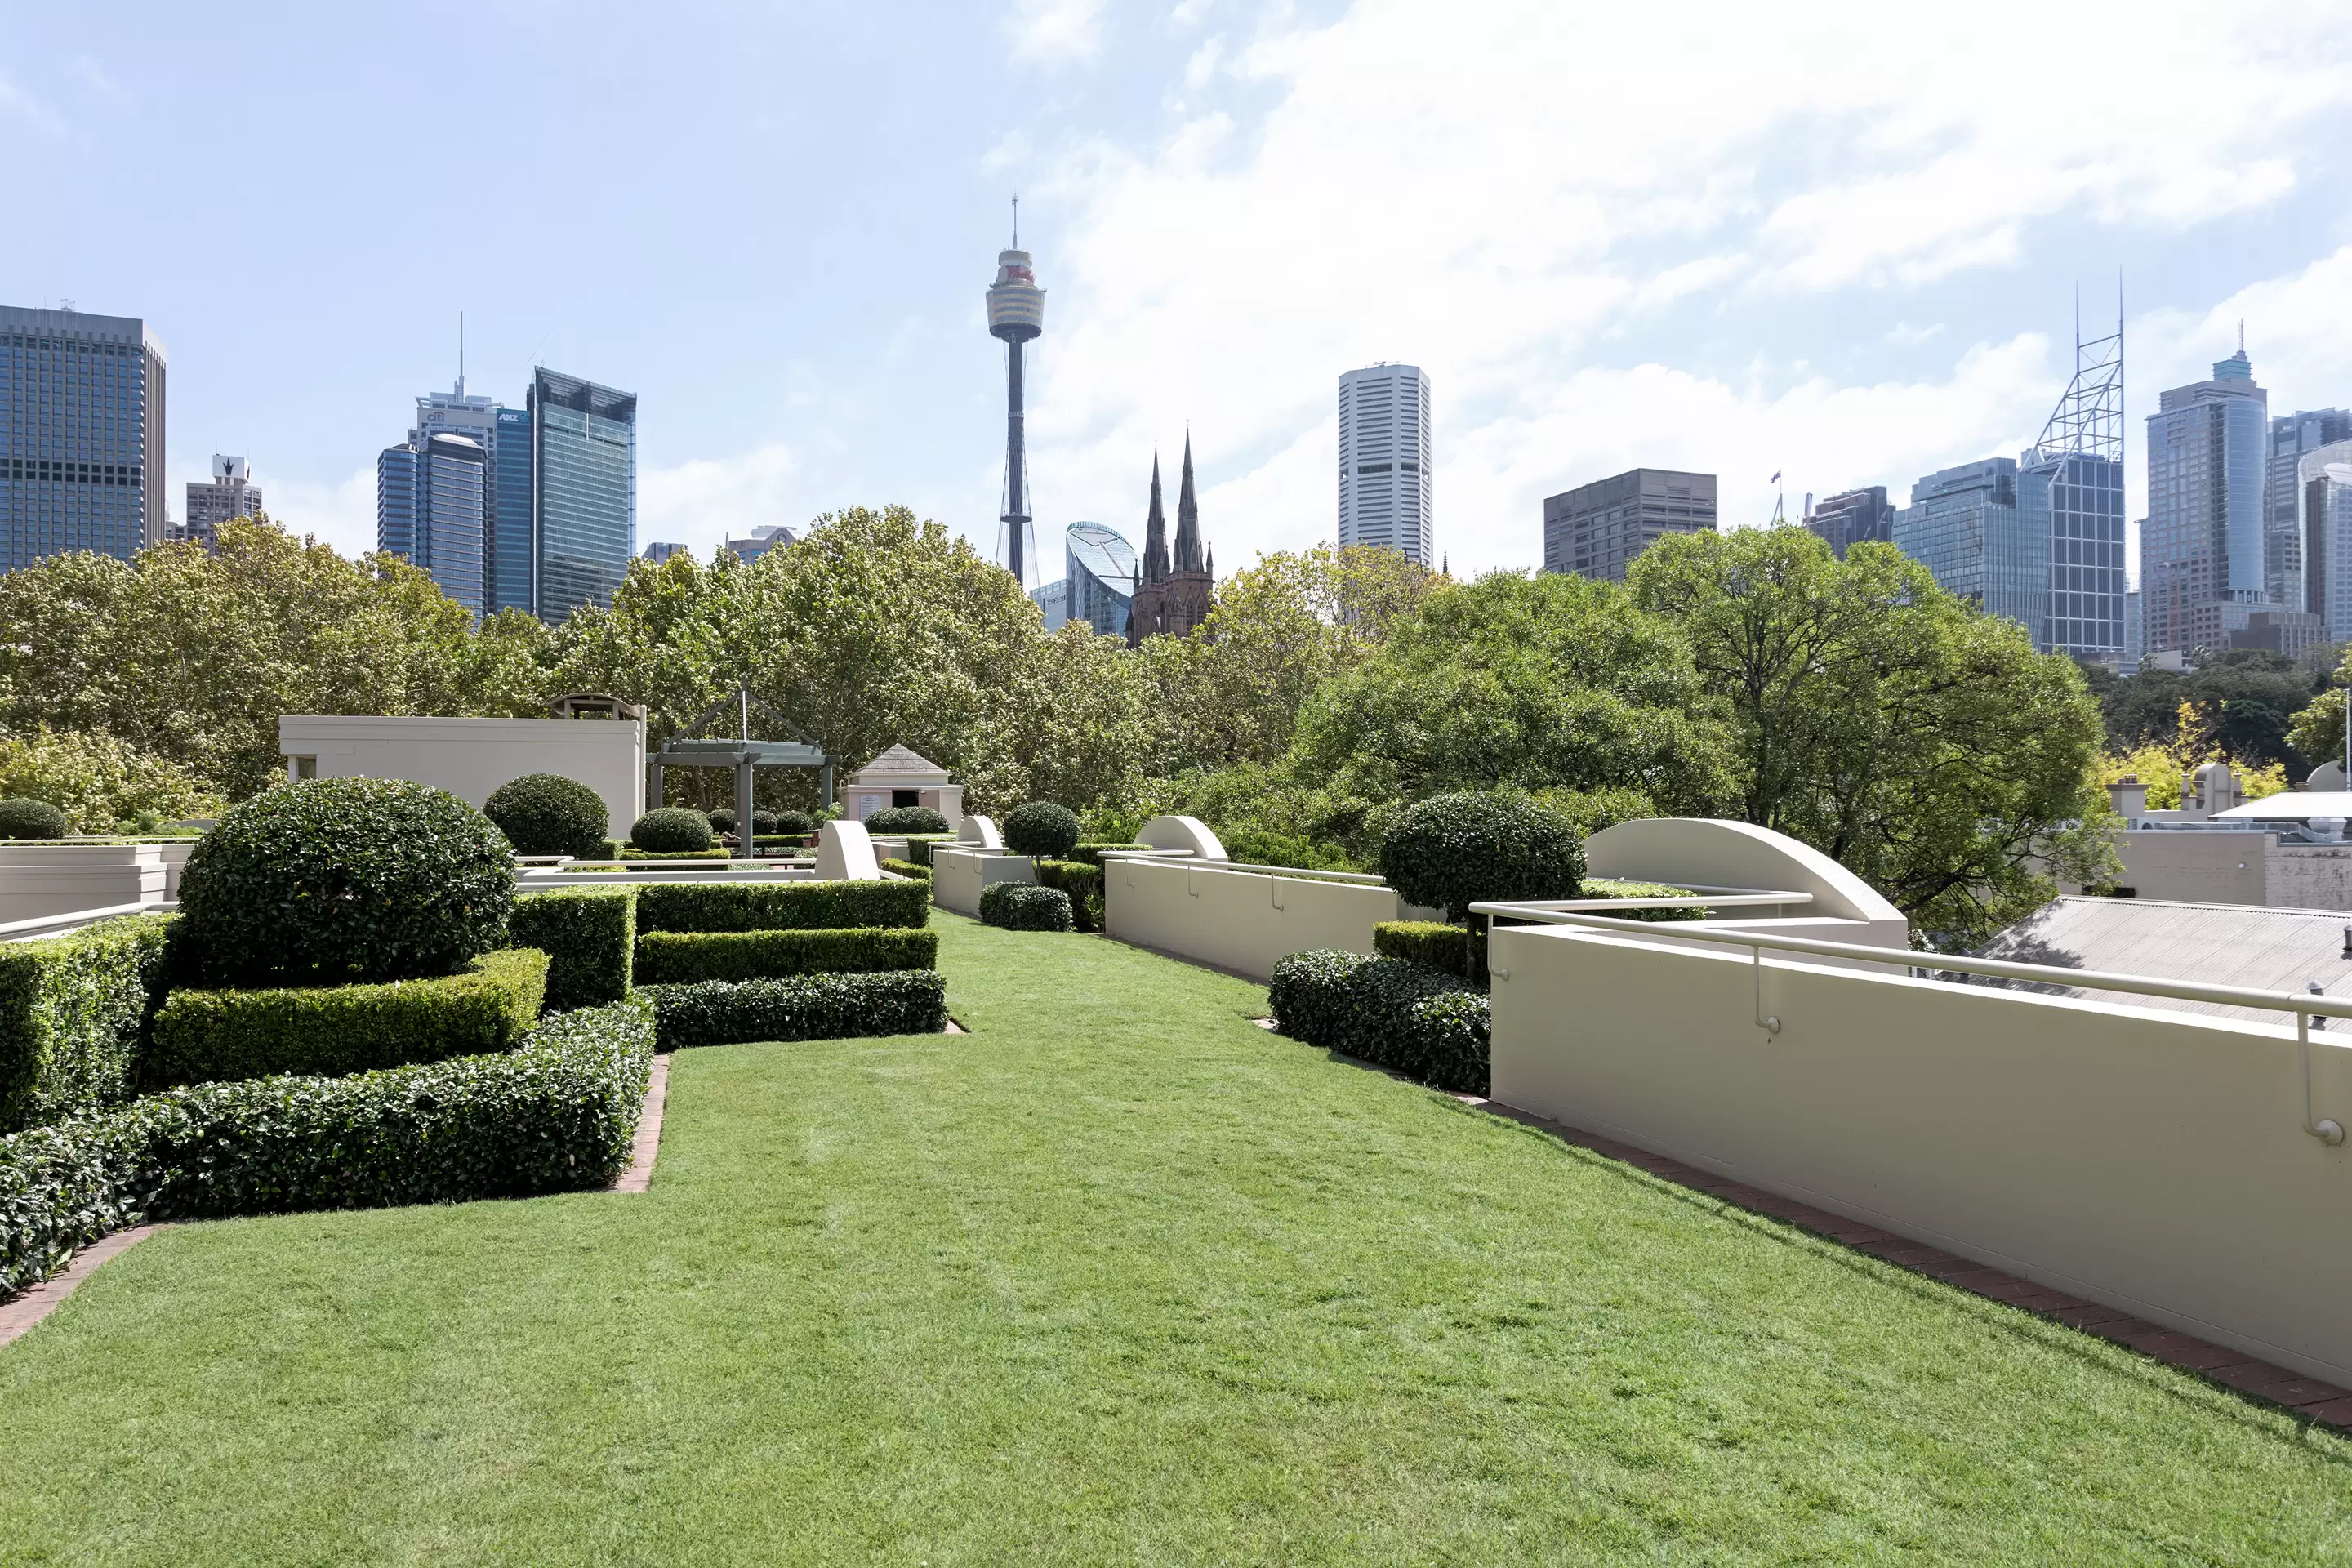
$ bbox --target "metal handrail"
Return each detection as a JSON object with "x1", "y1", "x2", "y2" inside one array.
[{"x1": 1469, "y1": 899, "x2": 2349, "y2": 1146}]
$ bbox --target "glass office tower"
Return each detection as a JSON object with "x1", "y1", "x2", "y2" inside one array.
[
  {"x1": 2144, "y1": 350, "x2": 2270, "y2": 654},
  {"x1": 492, "y1": 404, "x2": 534, "y2": 614},
  {"x1": 529, "y1": 368, "x2": 635, "y2": 621},
  {"x1": 1892, "y1": 457, "x2": 2050, "y2": 642},
  {"x1": 0, "y1": 305, "x2": 168, "y2": 567},
  {"x1": 2024, "y1": 452, "x2": 2127, "y2": 658},
  {"x1": 376, "y1": 432, "x2": 489, "y2": 614},
  {"x1": 1067, "y1": 521, "x2": 1138, "y2": 637}
]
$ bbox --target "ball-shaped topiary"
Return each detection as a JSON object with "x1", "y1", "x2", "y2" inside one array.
[
  {"x1": 707, "y1": 808, "x2": 738, "y2": 834},
  {"x1": 176, "y1": 777, "x2": 517, "y2": 987},
  {"x1": 1380, "y1": 791, "x2": 1584, "y2": 922},
  {"x1": 630, "y1": 807, "x2": 714, "y2": 853},
  {"x1": 482, "y1": 773, "x2": 609, "y2": 858},
  {"x1": 1002, "y1": 801, "x2": 1080, "y2": 859},
  {"x1": 979, "y1": 881, "x2": 1074, "y2": 932},
  {"x1": 751, "y1": 809, "x2": 778, "y2": 835},
  {"x1": 0, "y1": 798, "x2": 69, "y2": 840},
  {"x1": 771, "y1": 809, "x2": 813, "y2": 835},
  {"x1": 868, "y1": 804, "x2": 950, "y2": 835}
]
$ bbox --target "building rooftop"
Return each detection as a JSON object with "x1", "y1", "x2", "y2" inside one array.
[{"x1": 1971, "y1": 895, "x2": 2352, "y2": 1023}]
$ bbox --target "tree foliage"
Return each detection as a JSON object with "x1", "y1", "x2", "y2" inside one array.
[{"x1": 1629, "y1": 528, "x2": 2113, "y2": 945}]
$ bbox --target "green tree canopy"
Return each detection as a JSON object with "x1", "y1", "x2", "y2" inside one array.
[{"x1": 1629, "y1": 527, "x2": 2113, "y2": 944}]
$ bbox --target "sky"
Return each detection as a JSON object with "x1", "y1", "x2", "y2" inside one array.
[{"x1": 7, "y1": 0, "x2": 2352, "y2": 586}]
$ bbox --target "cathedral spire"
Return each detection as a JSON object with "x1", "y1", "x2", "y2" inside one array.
[
  {"x1": 1141, "y1": 450, "x2": 1170, "y2": 585},
  {"x1": 1174, "y1": 431, "x2": 1204, "y2": 575}
]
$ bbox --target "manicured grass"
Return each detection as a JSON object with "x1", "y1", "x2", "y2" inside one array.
[{"x1": 2, "y1": 915, "x2": 2350, "y2": 1562}]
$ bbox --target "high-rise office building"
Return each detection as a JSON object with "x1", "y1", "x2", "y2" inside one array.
[
  {"x1": 1892, "y1": 458, "x2": 2050, "y2": 641},
  {"x1": 1803, "y1": 486, "x2": 1893, "y2": 559},
  {"x1": 1029, "y1": 578, "x2": 1068, "y2": 632},
  {"x1": 2124, "y1": 586, "x2": 2144, "y2": 666},
  {"x1": 1337, "y1": 364, "x2": 1432, "y2": 566},
  {"x1": 529, "y1": 368, "x2": 637, "y2": 621},
  {"x1": 1541, "y1": 469, "x2": 1716, "y2": 582},
  {"x1": 2019, "y1": 310, "x2": 2128, "y2": 660},
  {"x1": 377, "y1": 431, "x2": 490, "y2": 613},
  {"x1": 179, "y1": 454, "x2": 262, "y2": 550},
  {"x1": 1066, "y1": 521, "x2": 1138, "y2": 638},
  {"x1": 640, "y1": 541, "x2": 688, "y2": 567},
  {"x1": 491, "y1": 404, "x2": 534, "y2": 613},
  {"x1": 724, "y1": 523, "x2": 796, "y2": 563},
  {"x1": 2142, "y1": 346, "x2": 2283, "y2": 655},
  {"x1": 2270, "y1": 408, "x2": 2352, "y2": 609},
  {"x1": 0, "y1": 305, "x2": 168, "y2": 568},
  {"x1": 2300, "y1": 439, "x2": 2352, "y2": 644}
]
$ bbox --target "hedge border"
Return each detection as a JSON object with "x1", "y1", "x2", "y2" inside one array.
[
  {"x1": 635, "y1": 880, "x2": 931, "y2": 934},
  {"x1": 644, "y1": 971, "x2": 947, "y2": 1049},
  {"x1": 634, "y1": 928, "x2": 938, "y2": 985},
  {"x1": 0, "y1": 914, "x2": 174, "y2": 1134},
  {"x1": 507, "y1": 887, "x2": 637, "y2": 1010}
]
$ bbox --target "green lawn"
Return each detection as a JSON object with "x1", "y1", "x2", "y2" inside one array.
[{"x1": 2, "y1": 915, "x2": 2350, "y2": 1564}]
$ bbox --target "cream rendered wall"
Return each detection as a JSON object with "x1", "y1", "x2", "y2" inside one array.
[
  {"x1": 932, "y1": 848, "x2": 1035, "y2": 916},
  {"x1": 1103, "y1": 858, "x2": 1413, "y2": 981},
  {"x1": 2112, "y1": 831, "x2": 2272, "y2": 905},
  {"x1": 0, "y1": 844, "x2": 165, "y2": 924},
  {"x1": 1489, "y1": 923, "x2": 2352, "y2": 1385},
  {"x1": 278, "y1": 716, "x2": 644, "y2": 839}
]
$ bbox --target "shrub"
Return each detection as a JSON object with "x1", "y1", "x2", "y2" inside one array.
[
  {"x1": 0, "y1": 728, "x2": 223, "y2": 835},
  {"x1": 880, "y1": 858, "x2": 932, "y2": 880},
  {"x1": 868, "y1": 804, "x2": 951, "y2": 835},
  {"x1": 1374, "y1": 920, "x2": 1470, "y2": 972},
  {"x1": 1582, "y1": 877, "x2": 1708, "y2": 923},
  {"x1": 0, "y1": 915, "x2": 174, "y2": 1133},
  {"x1": 0, "y1": 798, "x2": 69, "y2": 840},
  {"x1": 1003, "y1": 801, "x2": 1080, "y2": 859},
  {"x1": 506, "y1": 887, "x2": 636, "y2": 1010},
  {"x1": 751, "y1": 809, "x2": 778, "y2": 835},
  {"x1": 635, "y1": 880, "x2": 930, "y2": 933},
  {"x1": 1033, "y1": 860, "x2": 1103, "y2": 932},
  {"x1": 1380, "y1": 792, "x2": 1585, "y2": 920},
  {"x1": 1067, "y1": 841, "x2": 1150, "y2": 868},
  {"x1": 708, "y1": 808, "x2": 737, "y2": 833},
  {"x1": 635, "y1": 927, "x2": 937, "y2": 985},
  {"x1": 176, "y1": 777, "x2": 517, "y2": 988},
  {"x1": 483, "y1": 773, "x2": 609, "y2": 858},
  {"x1": 146, "y1": 948, "x2": 550, "y2": 1087},
  {"x1": 0, "y1": 1119, "x2": 145, "y2": 1298},
  {"x1": 630, "y1": 807, "x2": 713, "y2": 853},
  {"x1": 899, "y1": 835, "x2": 956, "y2": 867},
  {"x1": 644, "y1": 970, "x2": 946, "y2": 1049},
  {"x1": 772, "y1": 809, "x2": 813, "y2": 835},
  {"x1": 980, "y1": 882, "x2": 1073, "y2": 932},
  {"x1": 617, "y1": 847, "x2": 731, "y2": 862},
  {"x1": 1218, "y1": 829, "x2": 1357, "y2": 873},
  {"x1": 1269, "y1": 950, "x2": 1490, "y2": 1095}
]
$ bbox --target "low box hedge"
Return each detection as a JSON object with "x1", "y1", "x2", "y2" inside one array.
[
  {"x1": 1269, "y1": 949, "x2": 1490, "y2": 1095},
  {"x1": 1033, "y1": 860, "x2": 1104, "y2": 932},
  {"x1": 508, "y1": 887, "x2": 636, "y2": 1010},
  {"x1": 635, "y1": 879, "x2": 930, "y2": 934},
  {"x1": 898, "y1": 835, "x2": 956, "y2": 867},
  {"x1": 635, "y1": 927, "x2": 938, "y2": 985},
  {"x1": 1, "y1": 996, "x2": 654, "y2": 1298},
  {"x1": 644, "y1": 970, "x2": 947, "y2": 1049},
  {"x1": 880, "y1": 858, "x2": 932, "y2": 880},
  {"x1": 1068, "y1": 841, "x2": 1151, "y2": 868},
  {"x1": 1582, "y1": 877, "x2": 1708, "y2": 922},
  {"x1": 0, "y1": 914, "x2": 174, "y2": 1134},
  {"x1": 618, "y1": 847, "x2": 733, "y2": 862},
  {"x1": 1374, "y1": 920, "x2": 1470, "y2": 973},
  {"x1": 979, "y1": 882, "x2": 1073, "y2": 932},
  {"x1": 146, "y1": 948, "x2": 550, "y2": 1088}
]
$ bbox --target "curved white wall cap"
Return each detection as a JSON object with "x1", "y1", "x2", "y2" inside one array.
[
  {"x1": 2310, "y1": 761, "x2": 2347, "y2": 791},
  {"x1": 1585, "y1": 817, "x2": 1902, "y2": 925},
  {"x1": 957, "y1": 814, "x2": 1003, "y2": 849},
  {"x1": 1137, "y1": 814, "x2": 1227, "y2": 861},
  {"x1": 814, "y1": 818, "x2": 882, "y2": 880}
]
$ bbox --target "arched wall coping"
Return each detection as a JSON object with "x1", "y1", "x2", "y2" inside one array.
[
  {"x1": 1137, "y1": 814, "x2": 1227, "y2": 861},
  {"x1": 1585, "y1": 817, "x2": 1903, "y2": 925}
]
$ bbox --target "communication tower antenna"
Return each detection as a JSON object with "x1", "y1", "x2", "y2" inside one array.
[{"x1": 986, "y1": 198, "x2": 1047, "y2": 588}]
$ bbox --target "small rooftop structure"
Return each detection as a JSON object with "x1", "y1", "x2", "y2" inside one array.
[
  {"x1": 844, "y1": 746, "x2": 963, "y2": 829},
  {"x1": 1973, "y1": 895, "x2": 2352, "y2": 1023},
  {"x1": 2213, "y1": 793, "x2": 2352, "y2": 823}
]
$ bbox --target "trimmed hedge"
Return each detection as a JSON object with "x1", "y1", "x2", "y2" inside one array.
[
  {"x1": 1584, "y1": 877, "x2": 1708, "y2": 923},
  {"x1": 1068, "y1": 841, "x2": 1150, "y2": 868},
  {"x1": 508, "y1": 887, "x2": 637, "y2": 1010},
  {"x1": 1268, "y1": 949, "x2": 1490, "y2": 1095},
  {"x1": 635, "y1": 879, "x2": 930, "y2": 934},
  {"x1": 1374, "y1": 920, "x2": 1470, "y2": 973},
  {"x1": 0, "y1": 914, "x2": 174, "y2": 1133},
  {"x1": 0, "y1": 997, "x2": 654, "y2": 1298},
  {"x1": 483, "y1": 773, "x2": 609, "y2": 858},
  {"x1": 618, "y1": 847, "x2": 732, "y2": 862},
  {"x1": 1380, "y1": 791, "x2": 1584, "y2": 921},
  {"x1": 880, "y1": 858, "x2": 932, "y2": 880},
  {"x1": 1004, "y1": 801, "x2": 1080, "y2": 859},
  {"x1": 867, "y1": 804, "x2": 950, "y2": 835},
  {"x1": 979, "y1": 882, "x2": 1073, "y2": 932},
  {"x1": 635, "y1": 927, "x2": 938, "y2": 985},
  {"x1": 147, "y1": 948, "x2": 550, "y2": 1088},
  {"x1": 1032, "y1": 859, "x2": 1102, "y2": 932},
  {"x1": 630, "y1": 807, "x2": 714, "y2": 853},
  {"x1": 0, "y1": 799, "x2": 68, "y2": 840},
  {"x1": 898, "y1": 835, "x2": 956, "y2": 867},
  {"x1": 644, "y1": 970, "x2": 947, "y2": 1049}
]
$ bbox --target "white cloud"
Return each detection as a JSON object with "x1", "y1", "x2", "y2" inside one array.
[
  {"x1": 263, "y1": 465, "x2": 377, "y2": 561},
  {"x1": 1005, "y1": 0, "x2": 2352, "y2": 573},
  {"x1": 639, "y1": 443, "x2": 801, "y2": 558},
  {"x1": 1007, "y1": 0, "x2": 1107, "y2": 65}
]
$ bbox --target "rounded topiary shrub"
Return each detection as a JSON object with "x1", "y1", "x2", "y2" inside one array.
[
  {"x1": 868, "y1": 804, "x2": 950, "y2": 835},
  {"x1": 1002, "y1": 801, "x2": 1080, "y2": 859},
  {"x1": 0, "y1": 798, "x2": 69, "y2": 840},
  {"x1": 708, "y1": 808, "x2": 738, "y2": 834},
  {"x1": 979, "y1": 881, "x2": 1074, "y2": 932},
  {"x1": 482, "y1": 773, "x2": 608, "y2": 858},
  {"x1": 630, "y1": 807, "x2": 713, "y2": 853},
  {"x1": 176, "y1": 777, "x2": 517, "y2": 987},
  {"x1": 772, "y1": 809, "x2": 813, "y2": 835},
  {"x1": 751, "y1": 809, "x2": 778, "y2": 835},
  {"x1": 1381, "y1": 791, "x2": 1584, "y2": 921}
]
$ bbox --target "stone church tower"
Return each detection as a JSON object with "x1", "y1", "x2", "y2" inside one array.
[{"x1": 1127, "y1": 435, "x2": 1216, "y2": 645}]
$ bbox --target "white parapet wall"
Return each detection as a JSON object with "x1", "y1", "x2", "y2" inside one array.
[
  {"x1": 0, "y1": 844, "x2": 167, "y2": 924},
  {"x1": 931, "y1": 847, "x2": 1036, "y2": 917},
  {"x1": 278, "y1": 715, "x2": 645, "y2": 841},
  {"x1": 1487, "y1": 921, "x2": 2352, "y2": 1386},
  {"x1": 1102, "y1": 857, "x2": 1419, "y2": 981}
]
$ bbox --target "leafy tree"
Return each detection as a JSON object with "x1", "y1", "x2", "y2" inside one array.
[
  {"x1": 2100, "y1": 648, "x2": 2317, "y2": 773},
  {"x1": 0, "y1": 727, "x2": 223, "y2": 832},
  {"x1": 2100, "y1": 700, "x2": 2289, "y2": 808},
  {"x1": 964, "y1": 623, "x2": 1153, "y2": 814},
  {"x1": 1629, "y1": 527, "x2": 2113, "y2": 946}
]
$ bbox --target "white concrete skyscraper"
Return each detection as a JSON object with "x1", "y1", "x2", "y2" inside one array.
[{"x1": 1338, "y1": 363, "x2": 1432, "y2": 566}]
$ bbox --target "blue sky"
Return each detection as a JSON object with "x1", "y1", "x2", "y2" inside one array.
[{"x1": 7, "y1": 0, "x2": 2352, "y2": 582}]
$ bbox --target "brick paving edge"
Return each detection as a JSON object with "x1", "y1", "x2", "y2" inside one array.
[
  {"x1": 1451, "y1": 1092, "x2": 2352, "y2": 1435},
  {"x1": 612, "y1": 1052, "x2": 671, "y2": 1193},
  {"x1": 0, "y1": 1226, "x2": 161, "y2": 1349}
]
